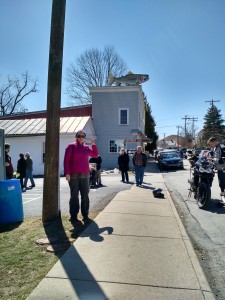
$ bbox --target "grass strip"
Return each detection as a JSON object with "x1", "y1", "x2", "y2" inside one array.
[{"x1": 0, "y1": 212, "x2": 98, "y2": 300}]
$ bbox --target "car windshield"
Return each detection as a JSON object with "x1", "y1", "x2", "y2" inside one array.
[{"x1": 162, "y1": 152, "x2": 179, "y2": 159}]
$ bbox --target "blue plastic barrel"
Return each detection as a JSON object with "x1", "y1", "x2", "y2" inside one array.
[{"x1": 0, "y1": 179, "x2": 24, "y2": 224}]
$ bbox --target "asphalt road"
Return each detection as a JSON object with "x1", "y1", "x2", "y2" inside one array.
[
  {"x1": 162, "y1": 159, "x2": 225, "y2": 300},
  {"x1": 22, "y1": 170, "x2": 136, "y2": 217}
]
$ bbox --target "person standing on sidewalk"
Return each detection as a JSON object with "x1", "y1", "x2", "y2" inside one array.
[
  {"x1": 24, "y1": 152, "x2": 35, "y2": 189},
  {"x1": 89, "y1": 155, "x2": 102, "y2": 186},
  {"x1": 118, "y1": 148, "x2": 130, "y2": 183},
  {"x1": 5, "y1": 143, "x2": 14, "y2": 179},
  {"x1": 207, "y1": 137, "x2": 225, "y2": 197},
  {"x1": 17, "y1": 153, "x2": 26, "y2": 190},
  {"x1": 64, "y1": 130, "x2": 98, "y2": 223},
  {"x1": 132, "y1": 146, "x2": 147, "y2": 186}
]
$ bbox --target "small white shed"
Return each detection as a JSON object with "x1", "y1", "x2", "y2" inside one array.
[{"x1": 0, "y1": 116, "x2": 96, "y2": 176}]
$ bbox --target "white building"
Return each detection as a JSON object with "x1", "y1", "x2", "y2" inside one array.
[{"x1": 0, "y1": 85, "x2": 149, "y2": 175}]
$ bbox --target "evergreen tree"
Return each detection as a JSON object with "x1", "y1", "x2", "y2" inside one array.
[
  {"x1": 202, "y1": 104, "x2": 225, "y2": 143},
  {"x1": 145, "y1": 103, "x2": 158, "y2": 154}
]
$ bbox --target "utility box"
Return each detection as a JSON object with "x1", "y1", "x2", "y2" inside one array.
[
  {"x1": 0, "y1": 179, "x2": 24, "y2": 224},
  {"x1": 0, "y1": 128, "x2": 5, "y2": 180},
  {"x1": 0, "y1": 128, "x2": 24, "y2": 224}
]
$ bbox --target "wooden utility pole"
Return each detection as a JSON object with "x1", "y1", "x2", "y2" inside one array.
[
  {"x1": 42, "y1": 0, "x2": 66, "y2": 222},
  {"x1": 182, "y1": 115, "x2": 191, "y2": 146},
  {"x1": 189, "y1": 117, "x2": 198, "y2": 147},
  {"x1": 205, "y1": 99, "x2": 220, "y2": 108},
  {"x1": 176, "y1": 125, "x2": 181, "y2": 148}
]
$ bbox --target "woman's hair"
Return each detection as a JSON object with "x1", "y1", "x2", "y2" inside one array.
[{"x1": 120, "y1": 148, "x2": 126, "y2": 155}]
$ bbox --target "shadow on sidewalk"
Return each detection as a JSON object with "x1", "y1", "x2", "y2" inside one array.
[
  {"x1": 79, "y1": 220, "x2": 113, "y2": 242},
  {"x1": 43, "y1": 217, "x2": 108, "y2": 298}
]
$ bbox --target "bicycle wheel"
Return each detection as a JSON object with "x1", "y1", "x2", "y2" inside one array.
[{"x1": 197, "y1": 182, "x2": 211, "y2": 209}]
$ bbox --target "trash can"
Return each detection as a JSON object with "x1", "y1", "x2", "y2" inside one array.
[{"x1": 0, "y1": 179, "x2": 24, "y2": 224}]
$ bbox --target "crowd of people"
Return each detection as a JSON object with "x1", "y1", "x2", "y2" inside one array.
[
  {"x1": 5, "y1": 133, "x2": 224, "y2": 224},
  {"x1": 4, "y1": 143, "x2": 35, "y2": 191}
]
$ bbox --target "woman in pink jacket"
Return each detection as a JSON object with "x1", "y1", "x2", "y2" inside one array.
[{"x1": 64, "y1": 130, "x2": 98, "y2": 223}]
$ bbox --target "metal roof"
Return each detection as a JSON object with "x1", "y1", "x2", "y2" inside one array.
[{"x1": 0, "y1": 116, "x2": 91, "y2": 136}]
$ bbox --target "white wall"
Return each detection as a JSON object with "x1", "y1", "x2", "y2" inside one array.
[
  {"x1": 5, "y1": 118, "x2": 96, "y2": 176},
  {"x1": 6, "y1": 136, "x2": 45, "y2": 176}
]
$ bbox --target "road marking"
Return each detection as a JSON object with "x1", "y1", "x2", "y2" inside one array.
[
  {"x1": 23, "y1": 193, "x2": 43, "y2": 196},
  {"x1": 23, "y1": 196, "x2": 43, "y2": 204}
]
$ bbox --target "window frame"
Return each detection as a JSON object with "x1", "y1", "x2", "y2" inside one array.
[
  {"x1": 109, "y1": 139, "x2": 124, "y2": 153},
  {"x1": 118, "y1": 108, "x2": 129, "y2": 125}
]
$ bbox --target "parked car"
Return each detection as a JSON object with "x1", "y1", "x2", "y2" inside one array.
[
  {"x1": 154, "y1": 149, "x2": 159, "y2": 160},
  {"x1": 192, "y1": 149, "x2": 202, "y2": 158},
  {"x1": 181, "y1": 148, "x2": 187, "y2": 159},
  {"x1": 186, "y1": 149, "x2": 193, "y2": 158},
  {"x1": 158, "y1": 151, "x2": 184, "y2": 170},
  {"x1": 154, "y1": 148, "x2": 163, "y2": 161}
]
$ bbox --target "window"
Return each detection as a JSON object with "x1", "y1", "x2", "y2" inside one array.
[
  {"x1": 109, "y1": 139, "x2": 124, "y2": 153},
  {"x1": 119, "y1": 108, "x2": 129, "y2": 125}
]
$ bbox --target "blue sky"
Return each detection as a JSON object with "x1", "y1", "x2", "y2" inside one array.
[{"x1": 1, "y1": 0, "x2": 225, "y2": 140}]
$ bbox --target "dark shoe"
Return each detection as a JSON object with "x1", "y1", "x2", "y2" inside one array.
[
  {"x1": 29, "y1": 185, "x2": 35, "y2": 188},
  {"x1": 98, "y1": 183, "x2": 103, "y2": 186},
  {"x1": 70, "y1": 216, "x2": 80, "y2": 223},
  {"x1": 82, "y1": 216, "x2": 92, "y2": 223}
]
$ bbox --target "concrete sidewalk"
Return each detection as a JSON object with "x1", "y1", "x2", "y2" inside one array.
[{"x1": 27, "y1": 162, "x2": 215, "y2": 300}]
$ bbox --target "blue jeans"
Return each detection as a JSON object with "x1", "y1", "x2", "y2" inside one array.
[{"x1": 134, "y1": 165, "x2": 145, "y2": 185}]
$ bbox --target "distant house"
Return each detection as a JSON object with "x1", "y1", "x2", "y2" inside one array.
[
  {"x1": 90, "y1": 85, "x2": 149, "y2": 169},
  {"x1": 0, "y1": 85, "x2": 149, "y2": 175},
  {"x1": 157, "y1": 135, "x2": 186, "y2": 148}
]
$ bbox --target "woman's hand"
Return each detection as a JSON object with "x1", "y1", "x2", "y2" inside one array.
[
  {"x1": 90, "y1": 138, "x2": 95, "y2": 145},
  {"x1": 65, "y1": 174, "x2": 70, "y2": 182}
]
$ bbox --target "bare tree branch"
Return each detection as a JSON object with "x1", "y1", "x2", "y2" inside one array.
[
  {"x1": 0, "y1": 72, "x2": 38, "y2": 116},
  {"x1": 66, "y1": 45, "x2": 127, "y2": 105}
]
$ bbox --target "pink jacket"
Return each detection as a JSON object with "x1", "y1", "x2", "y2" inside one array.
[{"x1": 64, "y1": 141, "x2": 98, "y2": 175}]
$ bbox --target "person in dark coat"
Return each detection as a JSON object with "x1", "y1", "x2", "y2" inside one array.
[
  {"x1": 24, "y1": 152, "x2": 35, "y2": 188},
  {"x1": 17, "y1": 153, "x2": 27, "y2": 190},
  {"x1": 118, "y1": 148, "x2": 130, "y2": 183},
  {"x1": 89, "y1": 155, "x2": 102, "y2": 186},
  {"x1": 5, "y1": 143, "x2": 14, "y2": 179}
]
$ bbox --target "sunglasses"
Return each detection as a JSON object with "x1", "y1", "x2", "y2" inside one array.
[{"x1": 77, "y1": 135, "x2": 86, "y2": 138}]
